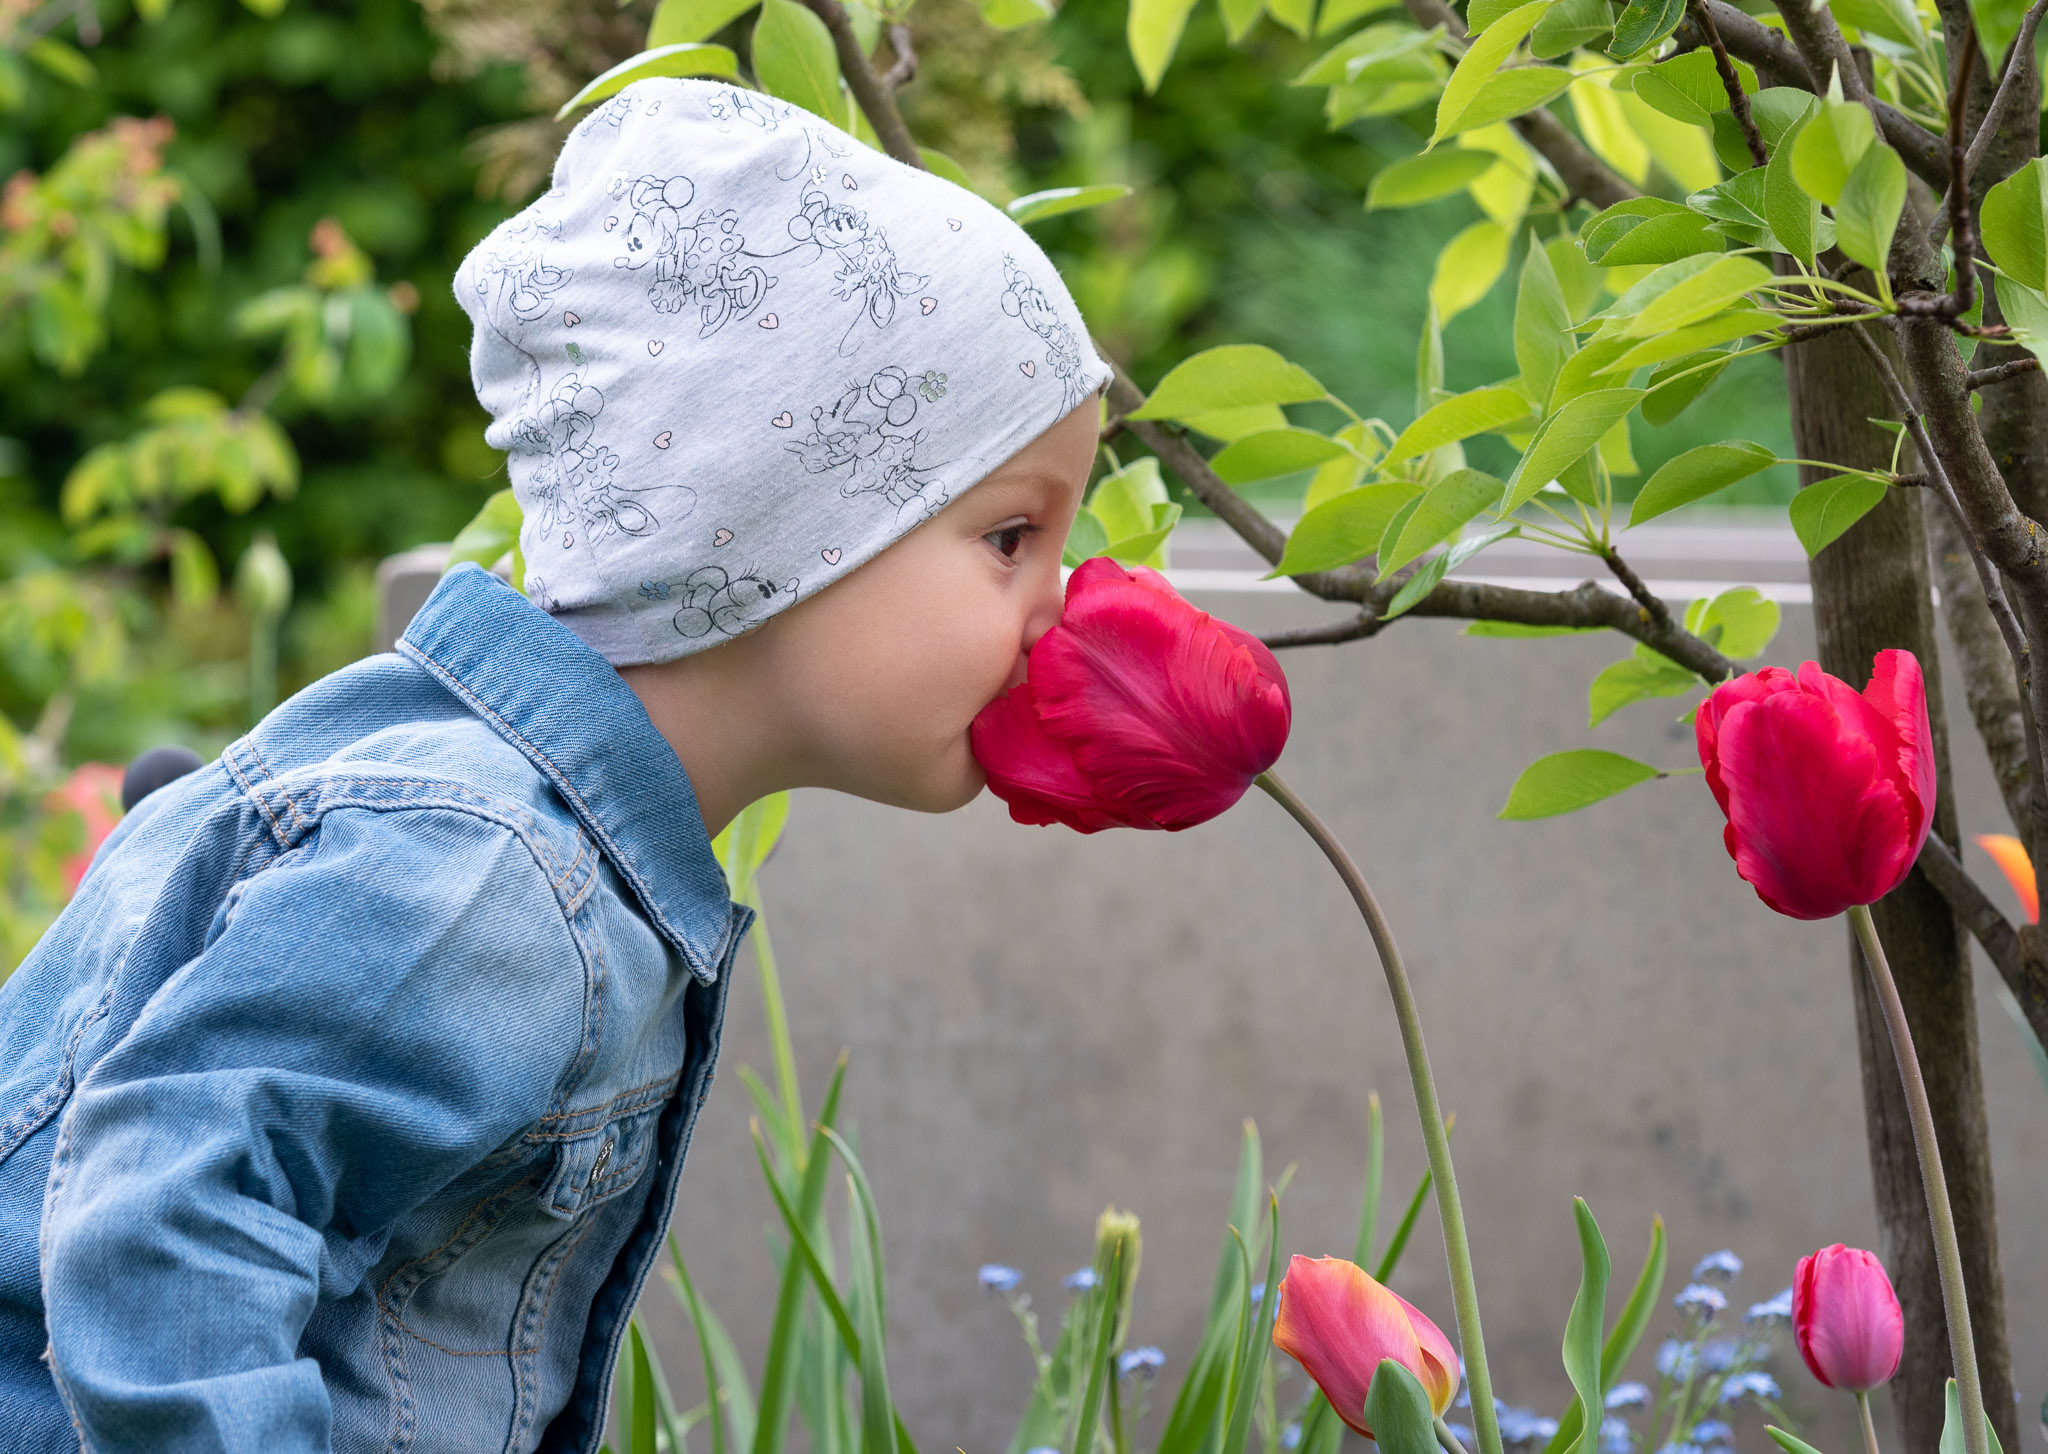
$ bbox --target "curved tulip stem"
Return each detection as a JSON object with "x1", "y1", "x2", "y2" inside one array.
[
  {"x1": 1846, "y1": 903, "x2": 1986, "y2": 1454},
  {"x1": 1254, "y1": 769, "x2": 1503, "y2": 1454},
  {"x1": 1855, "y1": 1391, "x2": 1884, "y2": 1454},
  {"x1": 1437, "y1": 1415, "x2": 1475, "y2": 1454}
]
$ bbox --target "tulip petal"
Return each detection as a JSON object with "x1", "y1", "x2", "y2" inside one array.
[
  {"x1": 1026, "y1": 561, "x2": 1291, "y2": 830},
  {"x1": 1697, "y1": 666, "x2": 1796, "y2": 817},
  {"x1": 1974, "y1": 833, "x2": 2038, "y2": 924},
  {"x1": 968, "y1": 682, "x2": 1159, "y2": 832},
  {"x1": 1392, "y1": 1291, "x2": 1461, "y2": 1415},
  {"x1": 1794, "y1": 1245, "x2": 1903, "y2": 1392},
  {"x1": 1713, "y1": 688, "x2": 1915, "y2": 918},
  {"x1": 1861, "y1": 649, "x2": 1935, "y2": 853},
  {"x1": 1272, "y1": 1256, "x2": 1427, "y2": 1439}
]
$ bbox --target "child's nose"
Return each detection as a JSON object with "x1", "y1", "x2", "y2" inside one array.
[{"x1": 1010, "y1": 569, "x2": 1066, "y2": 686}]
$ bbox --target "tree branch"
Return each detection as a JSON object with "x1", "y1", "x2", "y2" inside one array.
[
  {"x1": 1963, "y1": 0, "x2": 2048, "y2": 187},
  {"x1": 1689, "y1": 0, "x2": 1767, "y2": 167},
  {"x1": 1927, "y1": 501, "x2": 2034, "y2": 834},
  {"x1": 1512, "y1": 109, "x2": 1640, "y2": 208},
  {"x1": 1915, "y1": 833, "x2": 2048, "y2": 1050},
  {"x1": 1966, "y1": 357, "x2": 2042, "y2": 390},
  {"x1": 791, "y1": 0, "x2": 922, "y2": 166}
]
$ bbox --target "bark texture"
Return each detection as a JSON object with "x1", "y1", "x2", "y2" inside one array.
[{"x1": 1783, "y1": 321, "x2": 2019, "y2": 1454}]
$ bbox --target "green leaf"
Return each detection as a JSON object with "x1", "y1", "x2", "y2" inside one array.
[
  {"x1": 1608, "y1": 0, "x2": 1686, "y2": 58},
  {"x1": 1610, "y1": 309, "x2": 1776, "y2": 372},
  {"x1": 625, "y1": 1321, "x2": 660, "y2": 1454},
  {"x1": 554, "y1": 43, "x2": 739, "y2": 119},
  {"x1": 1431, "y1": 220, "x2": 1514, "y2": 321},
  {"x1": 1768, "y1": 1429, "x2": 1833, "y2": 1454},
  {"x1": 1354, "y1": 1092, "x2": 1386, "y2": 1267},
  {"x1": 1686, "y1": 586, "x2": 1780, "y2": 658},
  {"x1": 1765, "y1": 102, "x2": 1823, "y2": 269},
  {"x1": 1582, "y1": 200, "x2": 1723, "y2": 266},
  {"x1": 753, "y1": 0, "x2": 845, "y2": 123},
  {"x1": 1516, "y1": 241, "x2": 1577, "y2": 410},
  {"x1": 1643, "y1": 350, "x2": 1732, "y2": 426},
  {"x1": 1128, "y1": 0, "x2": 1203, "y2": 91},
  {"x1": 1182, "y1": 404, "x2": 1291, "y2": 441},
  {"x1": 1270, "y1": 482, "x2": 1422, "y2": 576},
  {"x1": 919, "y1": 148, "x2": 977, "y2": 190},
  {"x1": 1562, "y1": 1200, "x2": 1611, "y2": 1454},
  {"x1": 1589, "y1": 648, "x2": 1698, "y2": 726},
  {"x1": 1432, "y1": 0, "x2": 1550, "y2": 142},
  {"x1": 26, "y1": 37, "x2": 96, "y2": 86},
  {"x1": 447, "y1": 488, "x2": 523, "y2": 575},
  {"x1": 1628, "y1": 440, "x2": 1777, "y2": 525},
  {"x1": 1381, "y1": 469, "x2": 1506, "y2": 576},
  {"x1": 1466, "y1": 620, "x2": 1602, "y2": 636},
  {"x1": 1006, "y1": 184, "x2": 1133, "y2": 224},
  {"x1": 1382, "y1": 524, "x2": 1514, "y2": 619},
  {"x1": 1499, "y1": 750, "x2": 1660, "y2": 819},
  {"x1": 1129, "y1": 344, "x2": 1327, "y2": 421},
  {"x1": 1368, "y1": 150, "x2": 1501, "y2": 209},
  {"x1": 1939, "y1": 1379, "x2": 2009, "y2": 1454},
  {"x1": 670, "y1": 1246, "x2": 745, "y2": 1454},
  {"x1": 1387, "y1": 386, "x2": 1535, "y2": 464},
  {"x1": 1503, "y1": 389, "x2": 1646, "y2": 513},
  {"x1": 1211, "y1": 428, "x2": 1351, "y2": 483},
  {"x1": 1530, "y1": 0, "x2": 1615, "y2": 57},
  {"x1": 1089, "y1": 456, "x2": 1172, "y2": 543},
  {"x1": 1623, "y1": 255, "x2": 1773, "y2": 338},
  {"x1": 1710, "y1": 86, "x2": 1815, "y2": 170},
  {"x1": 976, "y1": 0, "x2": 1054, "y2": 26},
  {"x1": 1062, "y1": 506, "x2": 1110, "y2": 567},
  {"x1": 1982, "y1": 158, "x2": 2048, "y2": 293},
  {"x1": 1789, "y1": 473, "x2": 1888, "y2": 556},
  {"x1": 1363, "y1": 1361, "x2": 1440, "y2": 1454},
  {"x1": 1630, "y1": 49, "x2": 1757, "y2": 125},
  {"x1": 1220, "y1": 1195, "x2": 1287, "y2": 1454},
  {"x1": 1158, "y1": 1125, "x2": 1262, "y2": 1454},
  {"x1": 710, "y1": 791, "x2": 791, "y2": 902},
  {"x1": 1835, "y1": 142, "x2": 1906, "y2": 273},
  {"x1": 1791, "y1": 97, "x2": 1876, "y2": 207},
  {"x1": 1440, "y1": 67, "x2": 1574, "y2": 139},
  {"x1": 1994, "y1": 273, "x2": 2048, "y2": 371},
  {"x1": 649, "y1": 0, "x2": 763, "y2": 45},
  {"x1": 1542, "y1": 1217, "x2": 1668, "y2": 1454},
  {"x1": 1829, "y1": 0, "x2": 1924, "y2": 46},
  {"x1": 1292, "y1": 21, "x2": 1439, "y2": 86}
]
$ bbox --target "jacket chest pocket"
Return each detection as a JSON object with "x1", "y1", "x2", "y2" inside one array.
[{"x1": 534, "y1": 1094, "x2": 669, "y2": 1221}]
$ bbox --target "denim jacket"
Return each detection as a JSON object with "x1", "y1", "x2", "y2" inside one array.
[{"x1": 0, "y1": 563, "x2": 754, "y2": 1454}]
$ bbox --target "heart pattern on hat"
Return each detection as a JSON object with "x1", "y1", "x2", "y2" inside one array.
[
  {"x1": 653, "y1": 431, "x2": 673, "y2": 449},
  {"x1": 1019, "y1": 359, "x2": 1036, "y2": 376},
  {"x1": 842, "y1": 174, "x2": 858, "y2": 190},
  {"x1": 647, "y1": 340, "x2": 664, "y2": 356},
  {"x1": 920, "y1": 297, "x2": 937, "y2": 314},
  {"x1": 564, "y1": 310, "x2": 581, "y2": 326},
  {"x1": 604, "y1": 216, "x2": 618, "y2": 231},
  {"x1": 947, "y1": 218, "x2": 962, "y2": 230},
  {"x1": 758, "y1": 313, "x2": 778, "y2": 329},
  {"x1": 713, "y1": 528, "x2": 734, "y2": 546},
  {"x1": 821, "y1": 547, "x2": 842, "y2": 565},
  {"x1": 771, "y1": 411, "x2": 793, "y2": 428}
]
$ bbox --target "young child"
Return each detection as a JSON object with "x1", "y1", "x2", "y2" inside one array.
[{"x1": 0, "y1": 77, "x2": 1114, "y2": 1453}]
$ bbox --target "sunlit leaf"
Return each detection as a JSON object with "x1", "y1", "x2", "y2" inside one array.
[
  {"x1": 1789, "y1": 473, "x2": 1888, "y2": 555},
  {"x1": 1628, "y1": 440, "x2": 1777, "y2": 525},
  {"x1": 1499, "y1": 750, "x2": 1661, "y2": 818}
]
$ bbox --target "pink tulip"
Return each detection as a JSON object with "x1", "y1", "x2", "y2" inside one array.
[
  {"x1": 969, "y1": 556, "x2": 1291, "y2": 832},
  {"x1": 1793, "y1": 1244, "x2": 1904, "y2": 1392},
  {"x1": 45, "y1": 762, "x2": 125, "y2": 894},
  {"x1": 1270, "y1": 1254, "x2": 1459, "y2": 1437},
  {"x1": 1695, "y1": 650, "x2": 1934, "y2": 920}
]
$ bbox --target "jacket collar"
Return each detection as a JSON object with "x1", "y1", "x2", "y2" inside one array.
[{"x1": 397, "y1": 564, "x2": 751, "y2": 984}]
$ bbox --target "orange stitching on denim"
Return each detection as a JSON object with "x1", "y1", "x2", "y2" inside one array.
[
  {"x1": 529, "y1": 1072, "x2": 678, "y2": 1128},
  {"x1": 223, "y1": 743, "x2": 290, "y2": 849},
  {"x1": 375, "y1": 1173, "x2": 538, "y2": 1312},
  {"x1": 389, "y1": 1314, "x2": 538, "y2": 1358},
  {"x1": 243, "y1": 737, "x2": 313, "y2": 839}
]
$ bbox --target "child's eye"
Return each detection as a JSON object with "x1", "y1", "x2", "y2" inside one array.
[{"x1": 984, "y1": 523, "x2": 1041, "y2": 559}]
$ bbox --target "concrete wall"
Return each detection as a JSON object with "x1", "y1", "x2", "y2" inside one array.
[{"x1": 388, "y1": 533, "x2": 2046, "y2": 1453}]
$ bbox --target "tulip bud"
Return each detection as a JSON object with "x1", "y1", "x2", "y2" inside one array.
[
  {"x1": 1091, "y1": 1207, "x2": 1141, "y2": 1350},
  {"x1": 235, "y1": 531, "x2": 293, "y2": 623},
  {"x1": 1271, "y1": 1255, "x2": 1459, "y2": 1438},
  {"x1": 1793, "y1": 1244, "x2": 1903, "y2": 1393}
]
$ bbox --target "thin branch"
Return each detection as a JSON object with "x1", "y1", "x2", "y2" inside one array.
[
  {"x1": 1511, "y1": 110, "x2": 1640, "y2": 208},
  {"x1": 1909, "y1": 30, "x2": 1982, "y2": 318},
  {"x1": 880, "y1": 23, "x2": 918, "y2": 88},
  {"x1": 1966, "y1": 356, "x2": 2042, "y2": 390},
  {"x1": 790, "y1": 0, "x2": 922, "y2": 165},
  {"x1": 1927, "y1": 500, "x2": 2033, "y2": 834},
  {"x1": 1915, "y1": 833, "x2": 2048, "y2": 1051},
  {"x1": 1599, "y1": 545, "x2": 1674, "y2": 629},
  {"x1": 1690, "y1": 0, "x2": 1767, "y2": 166},
  {"x1": 1772, "y1": 0, "x2": 1871, "y2": 105},
  {"x1": 1964, "y1": 0, "x2": 2048, "y2": 185}
]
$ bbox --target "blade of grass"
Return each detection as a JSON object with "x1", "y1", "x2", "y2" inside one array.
[
  {"x1": 1157, "y1": 1123, "x2": 1263, "y2": 1454},
  {"x1": 1220, "y1": 1193, "x2": 1286, "y2": 1454},
  {"x1": 751, "y1": 1054, "x2": 848, "y2": 1454},
  {"x1": 1372, "y1": 1112, "x2": 1454, "y2": 1285},
  {"x1": 1069, "y1": 1241, "x2": 1126, "y2": 1454},
  {"x1": 669, "y1": 1239, "x2": 754, "y2": 1454},
  {"x1": 845, "y1": 1170, "x2": 901, "y2": 1454},
  {"x1": 751, "y1": 899, "x2": 807, "y2": 1173},
  {"x1": 627, "y1": 1320, "x2": 659, "y2": 1454},
  {"x1": 1540, "y1": 1216, "x2": 1666, "y2": 1454}
]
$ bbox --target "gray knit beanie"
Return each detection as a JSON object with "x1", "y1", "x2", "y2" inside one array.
[{"x1": 452, "y1": 77, "x2": 1116, "y2": 666}]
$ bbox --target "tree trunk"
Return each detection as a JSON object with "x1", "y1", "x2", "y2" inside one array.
[{"x1": 1782, "y1": 319, "x2": 2019, "y2": 1454}]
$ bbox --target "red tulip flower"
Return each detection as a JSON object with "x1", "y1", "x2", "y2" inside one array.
[
  {"x1": 1695, "y1": 650, "x2": 1934, "y2": 920},
  {"x1": 969, "y1": 556, "x2": 1291, "y2": 832},
  {"x1": 45, "y1": 762, "x2": 125, "y2": 894},
  {"x1": 1271, "y1": 1255, "x2": 1460, "y2": 1438},
  {"x1": 1793, "y1": 1244, "x2": 1904, "y2": 1393}
]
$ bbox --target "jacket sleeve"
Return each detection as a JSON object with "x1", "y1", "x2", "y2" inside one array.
[{"x1": 40, "y1": 804, "x2": 589, "y2": 1454}]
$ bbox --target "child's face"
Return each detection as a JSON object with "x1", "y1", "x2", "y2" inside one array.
[{"x1": 752, "y1": 396, "x2": 1101, "y2": 813}]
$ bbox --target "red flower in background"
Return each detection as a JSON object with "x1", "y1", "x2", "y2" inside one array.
[
  {"x1": 1793, "y1": 1244, "x2": 1903, "y2": 1392},
  {"x1": 969, "y1": 557, "x2": 1291, "y2": 832},
  {"x1": 1974, "y1": 833, "x2": 2037, "y2": 923},
  {"x1": 1695, "y1": 650, "x2": 1934, "y2": 920},
  {"x1": 46, "y1": 762, "x2": 125, "y2": 894},
  {"x1": 1271, "y1": 1255, "x2": 1460, "y2": 1438}
]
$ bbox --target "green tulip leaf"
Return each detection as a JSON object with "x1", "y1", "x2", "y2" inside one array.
[
  {"x1": 1938, "y1": 1380, "x2": 2008, "y2": 1454},
  {"x1": 1789, "y1": 473, "x2": 1889, "y2": 556},
  {"x1": 1499, "y1": 750, "x2": 1661, "y2": 819},
  {"x1": 1767, "y1": 1430, "x2": 1831, "y2": 1454},
  {"x1": 1543, "y1": 1217, "x2": 1668, "y2": 1454},
  {"x1": 1363, "y1": 1359, "x2": 1440, "y2": 1454},
  {"x1": 1563, "y1": 1199, "x2": 1612, "y2": 1454}
]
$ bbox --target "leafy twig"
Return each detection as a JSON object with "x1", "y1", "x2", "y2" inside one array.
[
  {"x1": 1965, "y1": 356, "x2": 2042, "y2": 390},
  {"x1": 791, "y1": 0, "x2": 922, "y2": 165},
  {"x1": 1689, "y1": 0, "x2": 1767, "y2": 166}
]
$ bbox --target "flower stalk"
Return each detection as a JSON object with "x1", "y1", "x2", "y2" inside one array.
[
  {"x1": 1254, "y1": 768, "x2": 1502, "y2": 1454},
  {"x1": 1845, "y1": 902, "x2": 1986, "y2": 1454},
  {"x1": 1856, "y1": 1390, "x2": 1884, "y2": 1454}
]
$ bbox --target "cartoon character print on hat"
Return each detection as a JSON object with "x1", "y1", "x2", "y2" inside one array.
[
  {"x1": 1000, "y1": 252, "x2": 1089, "y2": 412},
  {"x1": 473, "y1": 214, "x2": 570, "y2": 324},
  {"x1": 783, "y1": 364, "x2": 951, "y2": 522},
  {"x1": 609, "y1": 173, "x2": 776, "y2": 335},
  {"x1": 783, "y1": 172, "x2": 933, "y2": 358},
  {"x1": 511, "y1": 374, "x2": 696, "y2": 549},
  {"x1": 649, "y1": 565, "x2": 800, "y2": 639}
]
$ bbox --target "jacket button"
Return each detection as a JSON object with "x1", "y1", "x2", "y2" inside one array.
[{"x1": 590, "y1": 1135, "x2": 615, "y2": 1184}]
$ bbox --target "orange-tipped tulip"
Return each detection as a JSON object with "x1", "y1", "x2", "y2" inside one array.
[
  {"x1": 1271, "y1": 1254, "x2": 1459, "y2": 1437},
  {"x1": 1974, "y1": 833, "x2": 2037, "y2": 923}
]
